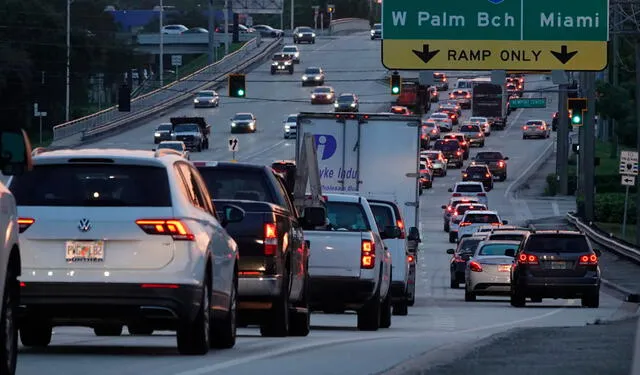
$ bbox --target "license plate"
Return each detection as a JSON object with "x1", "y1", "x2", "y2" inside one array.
[
  {"x1": 473, "y1": 174, "x2": 481, "y2": 179},
  {"x1": 498, "y1": 264, "x2": 511, "y2": 272},
  {"x1": 65, "y1": 241, "x2": 105, "y2": 262},
  {"x1": 550, "y1": 261, "x2": 567, "y2": 269}
]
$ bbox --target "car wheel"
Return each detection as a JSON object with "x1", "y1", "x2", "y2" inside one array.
[
  {"x1": 448, "y1": 233, "x2": 456, "y2": 243},
  {"x1": 210, "y1": 274, "x2": 237, "y2": 348},
  {"x1": 176, "y1": 278, "x2": 211, "y2": 355},
  {"x1": 392, "y1": 300, "x2": 409, "y2": 316},
  {"x1": 260, "y1": 272, "x2": 290, "y2": 337},
  {"x1": 581, "y1": 290, "x2": 600, "y2": 308},
  {"x1": 522, "y1": 135, "x2": 527, "y2": 139},
  {"x1": 93, "y1": 324, "x2": 123, "y2": 336},
  {"x1": 20, "y1": 319, "x2": 52, "y2": 347},
  {"x1": 479, "y1": 142, "x2": 485, "y2": 147},
  {"x1": 510, "y1": 288, "x2": 526, "y2": 307},
  {"x1": 128, "y1": 324, "x2": 154, "y2": 335},
  {"x1": 379, "y1": 286, "x2": 392, "y2": 329},
  {"x1": 444, "y1": 221, "x2": 450, "y2": 232},
  {"x1": 0, "y1": 267, "x2": 17, "y2": 375},
  {"x1": 464, "y1": 290, "x2": 476, "y2": 302},
  {"x1": 450, "y1": 277, "x2": 458, "y2": 289},
  {"x1": 289, "y1": 270, "x2": 311, "y2": 337},
  {"x1": 357, "y1": 289, "x2": 381, "y2": 331},
  {"x1": 443, "y1": 170, "x2": 447, "y2": 177}
]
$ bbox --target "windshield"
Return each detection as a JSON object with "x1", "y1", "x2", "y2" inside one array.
[
  {"x1": 298, "y1": 27, "x2": 313, "y2": 33},
  {"x1": 526, "y1": 121, "x2": 544, "y2": 125},
  {"x1": 458, "y1": 238, "x2": 481, "y2": 254},
  {"x1": 338, "y1": 95, "x2": 354, "y2": 103},
  {"x1": 470, "y1": 117, "x2": 487, "y2": 122},
  {"x1": 157, "y1": 124, "x2": 171, "y2": 131},
  {"x1": 425, "y1": 153, "x2": 439, "y2": 160},
  {"x1": 283, "y1": 47, "x2": 297, "y2": 53},
  {"x1": 433, "y1": 74, "x2": 446, "y2": 82},
  {"x1": 525, "y1": 234, "x2": 590, "y2": 253},
  {"x1": 370, "y1": 204, "x2": 394, "y2": 230},
  {"x1": 451, "y1": 91, "x2": 468, "y2": 96},
  {"x1": 305, "y1": 68, "x2": 320, "y2": 74},
  {"x1": 434, "y1": 140, "x2": 459, "y2": 150},
  {"x1": 158, "y1": 143, "x2": 182, "y2": 151},
  {"x1": 198, "y1": 168, "x2": 275, "y2": 203},
  {"x1": 456, "y1": 184, "x2": 483, "y2": 192},
  {"x1": 234, "y1": 114, "x2": 253, "y2": 121},
  {"x1": 460, "y1": 125, "x2": 481, "y2": 132},
  {"x1": 9, "y1": 164, "x2": 171, "y2": 207},
  {"x1": 476, "y1": 152, "x2": 503, "y2": 160},
  {"x1": 325, "y1": 202, "x2": 371, "y2": 231},
  {"x1": 286, "y1": 116, "x2": 297, "y2": 123},
  {"x1": 431, "y1": 114, "x2": 447, "y2": 119},
  {"x1": 174, "y1": 124, "x2": 199, "y2": 132},
  {"x1": 273, "y1": 54, "x2": 289, "y2": 61},
  {"x1": 374, "y1": 24, "x2": 381, "y2": 29},
  {"x1": 465, "y1": 213, "x2": 500, "y2": 224},
  {"x1": 197, "y1": 91, "x2": 214, "y2": 97},
  {"x1": 489, "y1": 234, "x2": 526, "y2": 242},
  {"x1": 314, "y1": 87, "x2": 331, "y2": 93},
  {"x1": 478, "y1": 243, "x2": 517, "y2": 256}
]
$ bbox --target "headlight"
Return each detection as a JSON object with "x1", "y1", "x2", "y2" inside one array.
[
  {"x1": 297, "y1": 33, "x2": 303, "y2": 37},
  {"x1": 350, "y1": 103, "x2": 356, "y2": 107},
  {"x1": 295, "y1": 52, "x2": 299, "y2": 57},
  {"x1": 272, "y1": 62, "x2": 277, "y2": 65},
  {"x1": 334, "y1": 103, "x2": 339, "y2": 107},
  {"x1": 154, "y1": 132, "x2": 160, "y2": 137},
  {"x1": 370, "y1": 30, "x2": 375, "y2": 35},
  {"x1": 249, "y1": 121, "x2": 255, "y2": 127},
  {"x1": 314, "y1": 76, "x2": 321, "y2": 80},
  {"x1": 285, "y1": 125, "x2": 290, "y2": 130},
  {"x1": 209, "y1": 99, "x2": 215, "y2": 103},
  {"x1": 311, "y1": 94, "x2": 316, "y2": 98},
  {"x1": 285, "y1": 61, "x2": 291, "y2": 65},
  {"x1": 194, "y1": 99, "x2": 199, "y2": 103},
  {"x1": 302, "y1": 76, "x2": 308, "y2": 80},
  {"x1": 311, "y1": 33, "x2": 316, "y2": 37},
  {"x1": 231, "y1": 122, "x2": 236, "y2": 127},
  {"x1": 327, "y1": 94, "x2": 333, "y2": 98}
]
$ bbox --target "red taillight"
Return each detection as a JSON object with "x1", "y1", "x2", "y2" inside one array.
[
  {"x1": 518, "y1": 253, "x2": 539, "y2": 265},
  {"x1": 459, "y1": 222, "x2": 471, "y2": 227},
  {"x1": 361, "y1": 239, "x2": 375, "y2": 269},
  {"x1": 469, "y1": 261, "x2": 482, "y2": 272},
  {"x1": 460, "y1": 141, "x2": 467, "y2": 146},
  {"x1": 579, "y1": 254, "x2": 598, "y2": 265},
  {"x1": 396, "y1": 219, "x2": 406, "y2": 239},
  {"x1": 264, "y1": 223, "x2": 278, "y2": 256},
  {"x1": 20, "y1": 282, "x2": 25, "y2": 288},
  {"x1": 136, "y1": 219, "x2": 195, "y2": 241},
  {"x1": 421, "y1": 133, "x2": 426, "y2": 139},
  {"x1": 431, "y1": 129, "x2": 437, "y2": 133},
  {"x1": 407, "y1": 254, "x2": 415, "y2": 263},
  {"x1": 465, "y1": 94, "x2": 471, "y2": 98},
  {"x1": 485, "y1": 173, "x2": 491, "y2": 178},
  {"x1": 453, "y1": 255, "x2": 466, "y2": 263},
  {"x1": 477, "y1": 193, "x2": 486, "y2": 196},
  {"x1": 498, "y1": 161, "x2": 505, "y2": 167},
  {"x1": 456, "y1": 151, "x2": 462, "y2": 156},
  {"x1": 477, "y1": 132, "x2": 483, "y2": 136},
  {"x1": 141, "y1": 284, "x2": 179, "y2": 289},
  {"x1": 17, "y1": 218, "x2": 35, "y2": 233},
  {"x1": 538, "y1": 126, "x2": 545, "y2": 130},
  {"x1": 452, "y1": 193, "x2": 461, "y2": 197},
  {"x1": 522, "y1": 126, "x2": 527, "y2": 130}
]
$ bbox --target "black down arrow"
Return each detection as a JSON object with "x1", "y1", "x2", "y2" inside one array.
[
  {"x1": 412, "y1": 44, "x2": 440, "y2": 64},
  {"x1": 550, "y1": 45, "x2": 578, "y2": 64}
]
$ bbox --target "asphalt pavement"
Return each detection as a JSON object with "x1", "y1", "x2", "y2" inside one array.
[{"x1": 17, "y1": 32, "x2": 639, "y2": 375}]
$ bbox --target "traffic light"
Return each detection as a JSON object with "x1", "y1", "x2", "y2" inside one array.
[
  {"x1": 228, "y1": 74, "x2": 246, "y2": 98},
  {"x1": 327, "y1": 4, "x2": 335, "y2": 13},
  {"x1": 568, "y1": 98, "x2": 587, "y2": 126},
  {"x1": 390, "y1": 72, "x2": 401, "y2": 95},
  {"x1": 118, "y1": 84, "x2": 131, "y2": 112}
]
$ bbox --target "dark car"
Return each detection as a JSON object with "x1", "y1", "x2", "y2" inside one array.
[
  {"x1": 462, "y1": 165, "x2": 493, "y2": 191},
  {"x1": 370, "y1": 23, "x2": 382, "y2": 40},
  {"x1": 194, "y1": 161, "x2": 326, "y2": 336},
  {"x1": 446, "y1": 237, "x2": 483, "y2": 288},
  {"x1": 154, "y1": 123, "x2": 173, "y2": 144},
  {"x1": 271, "y1": 53, "x2": 294, "y2": 74},
  {"x1": 432, "y1": 139, "x2": 464, "y2": 168},
  {"x1": 442, "y1": 133, "x2": 470, "y2": 159},
  {"x1": 472, "y1": 151, "x2": 508, "y2": 181},
  {"x1": 301, "y1": 66, "x2": 325, "y2": 86},
  {"x1": 437, "y1": 107, "x2": 459, "y2": 125},
  {"x1": 311, "y1": 86, "x2": 336, "y2": 104},
  {"x1": 433, "y1": 72, "x2": 449, "y2": 91},
  {"x1": 509, "y1": 230, "x2": 601, "y2": 308},
  {"x1": 334, "y1": 93, "x2": 359, "y2": 112},
  {"x1": 293, "y1": 26, "x2": 315, "y2": 44}
]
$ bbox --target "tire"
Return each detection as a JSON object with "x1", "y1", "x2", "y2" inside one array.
[
  {"x1": 443, "y1": 170, "x2": 447, "y2": 177},
  {"x1": 449, "y1": 233, "x2": 456, "y2": 243},
  {"x1": 203, "y1": 139, "x2": 209, "y2": 150},
  {"x1": 450, "y1": 277, "x2": 458, "y2": 289},
  {"x1": 392, "y1": 299, "x2": 409, "y2": 316},
  {"x1": 196, "y1": 144, "x2": 202, "y2": 152},
  {"x1": 0, "y1": 266, "x2": 17, "y2": 375},
  {"x1": 260, "y1": 272, "x2": 289, "y2": 337},
  {"x1": 522, "y1": 135, "x2": 527, "y2": 139},
  {"x1": 176, "y1": 280, "x2": 211, "y2": 355},
  {"x1": 210, "y1": 275, "x2": 237, "y2": 348},
  {"x1": 357, "y1": 289, "x2": 381, "y2": 331},
  {"x1": 128, "y1": 324, "x2": 154, "y2": 335},
  {"x1": 93, "y1": 324, "x2": 123, "y2": 336},
  {"x1": 288, "y1": 271, "x2": 311, "y2": 337},
  {"x1": 464, "y1": 290, "x2": 476, "y2": 302},
  {"x1": 479, "y1": 142, "x2": 485, "y2": 148},
  {"x1": 444, "y1": 221, "x2": 450, "y2": 232},
  {"x1": 379, "y1": 287, "x2": 392, "y2": 329},
  {"x1": 510, "y1": 287, "x2": 526, "y2": 307},
  {"x1": 581, "y1": 290, "x2": 600, "y2": 308},
  {"x1": 20, "y1": 319, "x2": 52, "y2": 347}
]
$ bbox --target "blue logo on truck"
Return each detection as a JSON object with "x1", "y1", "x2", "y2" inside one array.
[{"x1": 313, "y1": 134, "x2": 337, "y2": 160}]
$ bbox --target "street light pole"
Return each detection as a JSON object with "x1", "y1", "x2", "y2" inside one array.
[
  {"x1": 159, "y1": 0, "x2": 164, "y2": 87},
  {"x1": 290, "y1": 0, "x2": 294, "y2": 31},
  {"x1": 65, "y1": 0, "x2": 71, "y2": 122},
  {"x1": 224, "y1": 0, "x2": 229, "y2": 55}
]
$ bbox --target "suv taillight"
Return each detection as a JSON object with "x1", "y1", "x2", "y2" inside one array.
[
  {"x1": 459, "y1": 222, "x2": 471, "y2": 227},
  {"x1": 452, "y1": 193, "x2": 461, "y2": 197},
  {"x1": 396, "y1": 219, "x2": 405, "y2": 239},
  {"x1": 136, "y1": 219, "x2": 195, "y2": 241},
  {"x1": 18, "y1": 218, "x2": 35, "y2": 233},
  {"x1": 518, "y1": 253, "x2": 539, "y2": 265},
  {"x1": 264, "y1": 223, "x2": 278, "y2": 256},
  {"x1": 579, "y1": 254, "x2": 598, "y2": 265},
  {"x1": 361, "y1": 239, "x2": 375, "y2": 269},
  {"x1": 469, "y1": 261, "x2": 482, "y2": 272}
]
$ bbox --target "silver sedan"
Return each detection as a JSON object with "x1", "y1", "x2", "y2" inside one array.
[
  {"x1": 522, "y1": 120, "x2": 551, "y2": 139},
  {"x1": 464, "y1": 240, "x2": 519, "y2": 301}
]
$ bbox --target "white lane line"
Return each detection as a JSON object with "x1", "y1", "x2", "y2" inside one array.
[
  {"x1": 456, "y1": 307, "x2": 565, "y2": 335},
  {"x1": 552, "y1": 201, "x2": 560, "y2": 216},
  {"x1": 504, "y1": 140, "x2": 554, "y2": 198},
  {"x1": 237, "y1": 140, "x2": 287, "y2": 161}
]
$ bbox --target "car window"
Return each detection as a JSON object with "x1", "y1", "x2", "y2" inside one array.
[
  {"x1": 458, "y1": 238, "x2": 481, "y2": 254},
  {"x1": 338, "y1": 95, "x2": 354, "y2": 102},
  {"x1": 476, "y1": 152, "x2": 503, "y2": 160},
  {"x1": 460, "y1": 125, "x2": 481, "y2": 132},
  {"x1": 425, "y1": 153, "x2": 438, "y2": 160},
  {"x1": 10, "y1": 164, "x2": 171, "y2": 207},
  {"x1": 157, "y1": 124, "x2": 171, "y2": 131},
  {"x1": 305, "y1": 68, "x2": 320, "y2": 74},
  {"x1": 197, "y1": 168, "x2": 275, "y2": 203},
  {"x1": 315, "y1": 87, "x2": 331, "y2": 93},
  {"x1": 478, "y1": 244, "x2": 516, "y2": 256},
  {"x1": 273, "y1": 54, "x2": 289, "y2": 61},
  {"x1": 158, "y1": 143, "x2": 183, "y2": 151},
  {"x1": 286, "y1": 115, "x2": 297, "y2": 122},
  {"x1": 465, "y1": 213, "x2": 500, "y2": 224},
  {"x1": 298, "y1": 27, "x2": 313, "y2": 32},
  {"x1": 434, "y1": 140, "x2": 459, "y2": 150},
  {"x1": 525, "y1": 234, "x2": 590, "y2": 253},
  {"x1": 197, "y1": 91, "x2": 214, "y2": 97},
  {"x1": 456, "y1": 184, "x2": 482, "y2": 192},
  {"x1": 455, "y1": 204, "x2": 486, "y2": 215},
  {"x1": 467, "y1": 166, "x2": 488, "y2": 173},
  {"x1": 283, "y1": 47, "x2": 297, "y2": 52},
  {"x1": 489, "y1": 234, "x2": 526, "y2": 242},
  {"x1": 174, "y1": 124, "x2": 199, "y2": 132},
  {"x1": 234, "y1": 114, "x2": 253, "y2": 120},
  {"x1": 431, "y1": 114, "x2": 447, "y2": 119},
  {"x1": 370, "y1": 204, "x2": 394, "y2": 230},
  {"x1": 451, "y1": 198, "x2": 476, "y2": 207},
  {"x1": 526, "y1": 120, "x2": 544, "y2": 125},
  {"x1": 326, "y1": 202, "x2": 371, "y2": 231}
]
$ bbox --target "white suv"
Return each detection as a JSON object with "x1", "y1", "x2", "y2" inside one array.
[
  {"x1": 448, "y1": 181, "x2": 488, "y2": 207},
  {"x1": 9, "y1": 148, "x2": 244, "y2": 355}
]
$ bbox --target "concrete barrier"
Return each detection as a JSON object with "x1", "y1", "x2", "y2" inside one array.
[{"x1": 329, "y1": 18, "x2": 370, "y2": 35}]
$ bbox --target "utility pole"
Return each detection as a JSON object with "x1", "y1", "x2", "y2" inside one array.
[
  {"x1": 224, "y1": 0, "x2": 229, "y2": 55},
  {"x1": 159, "y1": 0, "x2": 164, "y2": 87},
  {"x1": 557, "y1": 82, "x2": 569, "y2": 195},
  {"x1": 635, "y1": 40, "x2": 640, "y2": 244},
  {"x1": 290, "y1": 0, "x2": 295, "y2": 31},
  {"x1": 583, "y1": 72, "x2": 597, "y2": 222},
  {"x1": 611, "y1": 8, "x2": 620, "y2": 158},
  {"x1": 65, "y1": 0, "x2": 71, "y2": 122},
  {"x1": 208, "y1": 0, "x2": 215, "y2": 64}
]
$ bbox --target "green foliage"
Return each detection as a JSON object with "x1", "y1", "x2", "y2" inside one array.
[
  {"x1": 544, "y1": 173, "x2": 558, "y2": 196},
  {"x1": 596, "y1": 81, "x2": 632, "y2": 121},
  {"x1": 576, "y1": 193, "x2": 637, "y2": 224}
]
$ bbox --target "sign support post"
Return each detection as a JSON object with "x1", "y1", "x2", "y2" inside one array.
[
  {"x1": 623, "y1": 184, "x2": 631, "y2": 238},
  {"x1": 619, "y1": 150, "x2": 639, "y2": 238}
]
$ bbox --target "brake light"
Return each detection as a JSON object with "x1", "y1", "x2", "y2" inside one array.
[
  {"x1": 453, "y1": 254, "x2": 466, "y2": 263},
  {"x1": 456, "y1": 151, "x2": 462, "y2": 156},
  {"x1": 460, "y1": 141, "x2": 467, "y2": 146},
  {"x1": 469, "y1": 261, "x2": 482, "y2": 272},
  {"x1": 407, "y1": 254, "x2": 415, "y2": 263},
  {"x1": 538, "y1": 126, "x2": 545, "y2": 130},
  {"x1": 264, "y1": 223, "x2": 278, "y2": 256},
  {"x1": 141, "y1": 284, "x2": 179, "y2": 289},
  {"x1": 477, "y1": 193, "x2": 486, "y2": 196},
  {"x1": 478, "y1": 132, "x2": 483, "y2": 137},
  {"x1": 396, "y1": 219, "x2": 406, "y2": 239},
  {"x1": 465, "y1": 94, "x2": 471, "y2": 98},
  {"x1": 421, "y1": 133, "x2": 426, "y2": 139},
  {"x1": 136, "y1": 219, "x2": 194, "y2": 241},
  {"x1": 522, "y1": 126, "x2": 527, "y2": 130},
  {"x1": 452, "y1": 193, "x2": 461, "y2": 197},
  {"x1": 431, "y1": 129, "x2": 437, "y2": 134},
  {"x1": 518, "y1": 253, "x2": 539, "y2": 265},
  {"x1": 579, "y1": 254, "x2": 598, "y2": 265},
  {"x1": 498, "y1": 161, "x2": 505, "y2": 167},
  {"x1": 459, "y1": 222, "x2": 471, "y2": 227},
  {"x1": 361, "y1": 239, "x2": 375, "y2": 269},
  {"x1": 485, "y1": 173, "x2": 491, "y2": 178},
  {"x1": 17, "y1": 218, "x2": 35, "y2": 233}
]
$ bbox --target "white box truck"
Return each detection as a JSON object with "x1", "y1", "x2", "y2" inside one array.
[{"x1": 295, "y1": 112, "x2": 422, "y2": 313}]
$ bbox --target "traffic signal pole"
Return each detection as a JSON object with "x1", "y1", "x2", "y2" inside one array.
[
  {"x1": 557, "y1": 84, "x2": 569, "y2": 195},
  {"x1": 583, "y1": 72, "x2": 597, "y2": 222},
  {"x1": 635, "y1": 40, "x2": 640, "y2": 244}
]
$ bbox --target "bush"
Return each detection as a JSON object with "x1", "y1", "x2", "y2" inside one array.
[
  {"x1": 577, "y1": 193, "x2": 637, "y2": 224},
  {"x1": 545, "y1": 173, "x2": 558, "y2": 196}
]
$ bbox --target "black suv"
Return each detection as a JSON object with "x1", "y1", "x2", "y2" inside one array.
[
  {"x1": 508, "y1": 230, "x2": 600, "y2": 308},
  {"x1": 446, "y1": 236, "x2": 483, "y2": 288},
  {"x1": 462, "y1": 164, "x2": 493, "y2": 191},
  {"x1": 473, "y1": 151, "x2": 508, "y2": 181},
  {"x1": 432, "y1": 139, "x2": 464, "y2": 168},
  {"x1": 443, "y1": 133, "x2": 470, "y2": 159}
]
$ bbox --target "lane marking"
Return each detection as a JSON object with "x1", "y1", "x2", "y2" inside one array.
[
  {"x1": 552, "y1": 201, "x2": 560, "y2": 216},
  {"x1": 456, "y1": 306, "x2": 565, "y2": 335}
]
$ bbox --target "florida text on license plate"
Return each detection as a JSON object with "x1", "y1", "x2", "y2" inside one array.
[
  {"x1": 65, "y1": 240, "x2": 105, "y2": 262},
  {"x1": 551, "y1": 261, "x2": 567, "y2": 269},
  {"x1": 498, "y1": 264, "x2": 511, "y2": 272}
]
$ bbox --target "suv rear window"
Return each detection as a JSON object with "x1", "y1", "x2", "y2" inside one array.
[
  {"x1": 198, "y1": 168, "x2": 275, "y2": 203},
  {"x1": 434, "y1": 140, "x2": 459, "y2": 150},
  {"x1": 525, "y1": 234, "x2": 590, "y2": 253},
  {"x1": 456, "y1": 184, "x2": 483, "y2": 192},
  {"x1": 489, "y1": 234, "x2": 526, "y2": 242},
  {"x1": 455, "y1": 204, "x2": 486, "y2": 215},
  {"x1": 467, "y1": 166, "x2": 488, "y2": 174},
  {"x1": 370, "y1": 204, "x2": 394, "y2": 229},
  {"x1": 9, "y1": 164, "x2": 171, "y2": 207},
  {"x1": 460, "y1": 125, "x2": 481, "y2": 132},
  {"x1": 465, "y1": 213, "x2": 500, "y2": 224},
  {"x1": 476, "y1": 152, "x2": 503, "y2": 160},
  {"x1": 478, "y1": 243, "x2": 516, "y2": 256}
]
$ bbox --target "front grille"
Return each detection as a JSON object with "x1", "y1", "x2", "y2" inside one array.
[{"x1": 177, "y1": 135, "x2": 194, "y2": 142}]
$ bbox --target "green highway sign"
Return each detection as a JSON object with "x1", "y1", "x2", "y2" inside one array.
[
  {"x1": 382, "y1": 0, "x2": 609, "y2": 71},
  {"x1": 509, "y1": 98, "x2": 547, "y2": 108}
]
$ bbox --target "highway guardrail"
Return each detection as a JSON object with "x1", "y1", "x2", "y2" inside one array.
[
  {"x1": 566, "y1": 212, "x2": 640, "y2": 264},
  {"x1": 329, "y1": 18, "x2": 370, "y2": 34}
]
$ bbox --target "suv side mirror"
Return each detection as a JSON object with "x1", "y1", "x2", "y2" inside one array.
[
  {"x1": 446, "y1": 248, "x2": 455, "y2": 254},
  {"x1": 381, "y1": 226, "x2": 402, "y2": 240},
  {"x1": 302, "y1": 206, "x2": 326, "y2": 227},
  {"x1": 441, "y1": 205, "x2": 447, "y2": 209},
  {"x1": 221, "y1": 204, "x2": 245, "y2": 227},
  {"x1": 407, "y1": 227, "x2": 421, "y2": 242},
  {"x1": 503, "y1": 156, "x2": 509, "y2": 160},
  {"x1": 504, "y1": 248, "x2": 515, "y2": 257},
  {"x1": 447, "y1": 188, "x2": 453, "y2": 192},
  {"x1": 0, "y1": 129, "x2": 33, "y2": 176},
  {"x1": 502, "y1": 220, "x2": 509, "y2": 224}
]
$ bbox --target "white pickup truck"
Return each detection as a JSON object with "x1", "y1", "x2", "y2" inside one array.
[{"x1": 304, "y1": 194, "x2": 392, "y2": 331}]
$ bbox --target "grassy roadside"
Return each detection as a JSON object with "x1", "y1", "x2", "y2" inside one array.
[{"x1": 597, "y1": 222, "x2": 637, "y2": 244}]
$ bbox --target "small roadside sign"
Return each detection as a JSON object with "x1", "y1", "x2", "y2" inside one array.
[
  {"x1": 171, "y1": 55, "x2": 182, "y2": 67},
  {"x1": 619, "y1": 150, "x2": 639, "y2": 175},
  {"x1": 228, "y1": 137, "x2": 239, "y2": 152},
  {"x1": 622, "y1": 175, "x2": 636, "y2": 187}
]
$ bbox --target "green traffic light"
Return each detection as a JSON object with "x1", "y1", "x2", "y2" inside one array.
[
  {"x1": 237, "y1": 89, "x2": 245, "y2": 97},
  {"x1": 392, "y1": 87, "x2": 400, "y2": 94},
  {"x1": 572, "y1": 115, "x2": 582, "y2": 124}
]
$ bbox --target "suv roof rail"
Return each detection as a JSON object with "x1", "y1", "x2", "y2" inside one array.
[{"x1": 154, "y1": 148, "x2": 184, "y2": 158}]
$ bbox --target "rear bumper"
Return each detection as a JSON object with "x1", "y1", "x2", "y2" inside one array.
[
  {"x1": 309, "y1": 277, "x2": 376, "y2": 309},
  {"x1": 18, "y1": 282, "x2": 201, "y2": 325},
  {"x1": 516, "y1": 275, "x2": 600, "y2": 298},
  {"x1": 238, "y1": 275, "x2": 282, "y2": 301}
]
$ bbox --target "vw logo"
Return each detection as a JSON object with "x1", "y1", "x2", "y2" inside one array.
[
  {"x1": 78, "y1": 218, "x2": 92, "y2": 232},
  {"x1": 488, "y1": 0, "x2": 504, "y2": 3}
]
